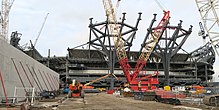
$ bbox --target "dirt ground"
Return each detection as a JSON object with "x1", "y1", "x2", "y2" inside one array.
[
  {"x1": 32, "y1": 93, "x2": 218, "y2": 110},
  {"x1": 1, "y1": 93, "x2": 219, "y2": 110}
]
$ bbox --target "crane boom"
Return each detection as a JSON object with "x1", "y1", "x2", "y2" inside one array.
[
  {"x1": 102, "y1": 0, "x2": 132, "y2": 82},
  {"x1": 131, "y1": 11, "x2": 170, "y2": 81},
  {"x1": 34, "y1": 13, "x2": 49, "y2": 47},
  {"x1": 195, "y1": 0, "x2": 219, "y2": 56},
  {"x1": 102, "y1": 0, "x2": 170, "y2": 83}
]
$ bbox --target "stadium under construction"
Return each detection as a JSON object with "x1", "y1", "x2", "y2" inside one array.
[
  {"x1": 1, "y1": 0, "x2": 219, "y2": 109},
  {"x1": 34, "y1": 12, "x2": 215, "y2": 88}
]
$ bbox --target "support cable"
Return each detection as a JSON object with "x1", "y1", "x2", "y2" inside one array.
[{"x1": 154, "y1": 0, "x2": 165, "y2": 11}]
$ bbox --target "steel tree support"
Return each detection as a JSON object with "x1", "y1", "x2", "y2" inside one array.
[
  {"x1": 152, "y1": 21, "x2": 193, "y2": 85},
  {"x1": 195, "y1": 0, "x2": 219, "y2": 56},
  {"x1": 131, "y1": 11, "x2": 170, "y2": 81},
  {"x1": 102, "y1": 0, "x2": 170, "y2": 84},
  {"x1": 87, "y1": 13, "x2": 141, "y2": 83}
]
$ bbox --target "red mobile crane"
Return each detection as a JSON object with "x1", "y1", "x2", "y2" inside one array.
[
  {"x1": 102, "y1": 0, "x2": 170, "y2": 91},
  {"x1": 102, "y1": 0, "x2": 185, "y2": 104}
]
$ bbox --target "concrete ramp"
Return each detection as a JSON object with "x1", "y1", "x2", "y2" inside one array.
[{"x1": 0, "y1": 39, "x2": 59, "y2": 101}]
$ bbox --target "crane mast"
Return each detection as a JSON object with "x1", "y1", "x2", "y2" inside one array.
[
  {"x1": 0, "y1": 0, "x2": 14, "y2": 42},
  {"x1": 102, "y1": 0, "x2": 170, "y2": 83},
  {"x1": 102, "y1": 0, "x2": 132, "y2": 82},
  {"x1": 195, "y1": 0, "x2": 219, "y2": 56},
  {"x1": 102, "y1": 0, "x2": 126, "y2": 59}
]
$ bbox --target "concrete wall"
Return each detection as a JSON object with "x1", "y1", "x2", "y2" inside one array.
[{"x1": 0, "y1": 39, "x2": 59, "y2": 100}]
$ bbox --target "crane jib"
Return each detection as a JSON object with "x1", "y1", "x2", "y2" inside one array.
[
  {"x1": 102, "y1": 0, "x2": 170, "y2": 84},
  {"x1": 131, "y1": 11, "x2": 170, "y2": 82}
]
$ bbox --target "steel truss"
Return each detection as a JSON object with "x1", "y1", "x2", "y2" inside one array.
[{"x1": 144, "y1": 20, "x2": 193, "y2": 85}]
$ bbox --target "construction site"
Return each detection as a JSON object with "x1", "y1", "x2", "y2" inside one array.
[{"x1": 1, "y1": 0, "x2": 219, "y2": 110}]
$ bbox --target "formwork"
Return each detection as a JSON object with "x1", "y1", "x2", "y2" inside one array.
[{"x1": 0, "y1": 39, "x2": 59, "y2": 102}]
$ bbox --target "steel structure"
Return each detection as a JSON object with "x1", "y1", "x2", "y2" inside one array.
[
  {"x1": 190, "y1": 42, "x2": 215, "y2": 83},
  {"x1": 152, "y1": 21, "x2": 193, "y2": 85},
  {"x1": 35, "y1": 1, "x2": 215, "y2": 89},
  {"x1": 88, "y1": 13, "x2": 141, "y2": 69},
  {"x1": 191, "y1": 42, "x2": 215, "y2": 64},
  {"x1": 71, "y1": 12, "x2": 141, "y2": 89},
  {"x1": 102, "y1": 0, "x2": 171, "y2": 90},
  {"x1": 195, "y1": 0, "x2": 219, "y2": 56}
]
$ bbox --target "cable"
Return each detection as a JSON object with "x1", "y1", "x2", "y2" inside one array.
[{"x1": 154, "y1": 0, "x2": 165, "y2": 11}]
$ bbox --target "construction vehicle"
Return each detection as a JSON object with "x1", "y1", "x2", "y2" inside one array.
[
  {"x1": 203, "y1": 87, "x2": 219, "y2": 106},
  {"x1": 67, "y1": 74, "x2": 115, "y2": 97},
  {"x1": 102, "y1": 0, "x2": 185, "y2": 105},
  {"x1": 102, "y1": 0, "x2": 167, "y2": 91},
  {"x1": 68, "y1": 79, "x2": 84, "y2": 98}
]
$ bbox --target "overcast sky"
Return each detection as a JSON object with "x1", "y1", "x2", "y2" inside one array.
[{"x1": 7, "y1": 0, "x2": 219, "y2": 81}]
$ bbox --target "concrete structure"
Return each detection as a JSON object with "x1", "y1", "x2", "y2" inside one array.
[{"x1": 0, "y1": 39, "x2": 59, "y2": 102}]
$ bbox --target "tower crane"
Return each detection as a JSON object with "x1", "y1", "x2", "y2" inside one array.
[
  {"x1": 33, "y1": 13, "x2": 49, "y2": 47},
  {"x1": 0, "y1": 0, "x2": 15, "y2": 42},
  {"x1": 195, "y1": 0, "x2": 219, "y2": 106},
  {"x1": 102, "y1": 0, "x2": 170, "y2": 89},
  {"x1": 195, "y1": 0, "x2": 219, "y2": 56}
]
